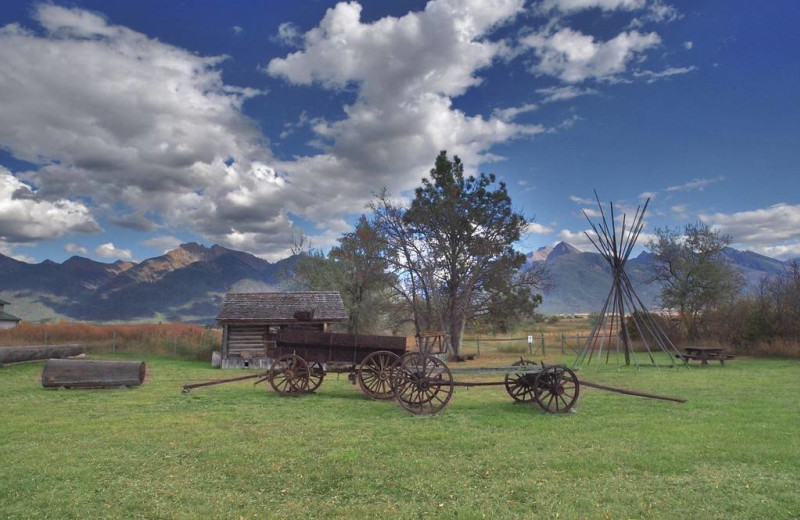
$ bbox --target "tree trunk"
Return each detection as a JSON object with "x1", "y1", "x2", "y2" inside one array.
[
  {"x1": 448, "y1": 312, "x2": 466, "y2": 358},
  {"x1": 0, "y1": 344, "x2": 83, "y2": 365},
  {"x1": 41, "y1": 359, "x2": 146, "y2": 389}
]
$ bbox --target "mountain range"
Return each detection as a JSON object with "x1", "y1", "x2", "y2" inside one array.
[
  {"x1": 0, "y1": 241, "x2": 791, "y2": 323},
  {"x1": 0, "y1": 243, "x2": 297, "y2": 323},
  {"x1": 528, "y1": 242, "x2": 790, "y2": 315}
]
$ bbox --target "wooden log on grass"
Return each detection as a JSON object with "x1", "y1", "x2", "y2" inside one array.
[
  {"x1": 41, "y1": 359, "x2": 146, "y2": 389},
  {"x1": 0, "y1": 344, "x2": 83, "y2": 365}
]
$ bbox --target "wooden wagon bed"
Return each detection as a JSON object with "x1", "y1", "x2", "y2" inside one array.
[{"x1": 271, "y1": 330, "x2": 407, "y2": 365}]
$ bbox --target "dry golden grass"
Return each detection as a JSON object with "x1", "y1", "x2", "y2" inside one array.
[{"x1": 0, "y1": 321, "x2": 220, "y2": 360}]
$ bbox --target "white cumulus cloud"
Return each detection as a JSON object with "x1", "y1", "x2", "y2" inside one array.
[
  {"x1": 570, "y1": 195, "x2": 595, "y2": 205},
  {"x1": 64, "y1": 243, "x2": 88, "y2": 255},
  {"x1": 0, "y1": 5, "x2": 305, "y2": 257},
  {"x1": 492, "y1": 103, "x2": 538, "y2": 122},
  {"x1": 271, "y1": 22, "x2": 302, "y2": 47},
  {"x1": 95, "y1": 242, "x2": 133, "y2": 260},
  {"x1": 541, "y1": 0, "x2": 646, "y2": 13},
  {"x1": 556, "y1": 229, "x2": 596, "y2": 250},
  {"x1": 522, "y1": 27, "x2": 661, "y2": 83},
  {"x1": 266, "y1": 0, "x2": 543, "y2": 222},
  {"x1": 140, "y1": 235, "x2": 184, "y2": 253},
  {"x1": 700, "y1": 203, "x2": 800, "y2": 259},
  {"x1": 525, "y1": 222, "x2": 554, "y2": 234},
  {"x1": 0, "y1": 168, "x2": 100, "y2": 243}
]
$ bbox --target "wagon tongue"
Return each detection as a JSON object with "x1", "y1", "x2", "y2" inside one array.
[
  {"x1": 253, "y1": 374, "x2": 270, "y2": 386},
  {"x1": 579, "y1": 380, "x2": 687, "y2": 403}
]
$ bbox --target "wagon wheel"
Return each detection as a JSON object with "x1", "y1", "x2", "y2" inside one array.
[
  {"x1": 268, "y1": 354, "x2": 310, "y2": 396},
  {"x1": 357, "y1": 351, "x2": 400, "y2": 400},
  {"x1": 390, "y1": 353, "x2": 454, "y2": 415},
  {"x1": 504, "y1": 359, "x2": 538, "y2": 404},
  {"x1": 534, "y1": 365, "x2": 579, "y2": 413},
  {"x1": 305, "y1": 361, "x2": 325, "y2": 393}
]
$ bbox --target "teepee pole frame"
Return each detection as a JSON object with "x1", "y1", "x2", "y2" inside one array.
[{"x1": 574, "y1": 192, "x2": 687, "y2": 368}]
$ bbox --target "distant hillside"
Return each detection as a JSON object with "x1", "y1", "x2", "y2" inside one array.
[
  {"x1": 530, "y1": 242, "x2": 789, "y2": 315},
  {"x1": 0, "y1": 243, "x2": 298, "y2": 323}
]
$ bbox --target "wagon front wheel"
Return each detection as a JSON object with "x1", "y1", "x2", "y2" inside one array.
[
  {"x1": 358, "y1": 351, "x2": 399, "y2": 400},
  {"x1": 268, "y1": 354, "x2": 310, "y2": 396},
  {"x1": 390, "y1": 353, "x2": 453, "y2": 415},
  {"x1": 534, "y1": 365, "x2": 579, "y2": 413}
]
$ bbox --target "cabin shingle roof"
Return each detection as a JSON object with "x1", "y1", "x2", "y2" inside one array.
[
  {"x1": 0, "y1": 311, "x2": 20, "y2": 322},
  {"x1": 217, "y1": 292, "x2": 347, "y2": 322}
]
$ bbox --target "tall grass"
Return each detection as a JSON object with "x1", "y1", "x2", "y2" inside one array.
[{"x1": 0, "y1": 321, "x2": 220, "y2": 361}]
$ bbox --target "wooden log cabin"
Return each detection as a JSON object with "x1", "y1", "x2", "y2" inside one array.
[{"x1": 215, "y1": 292, "x2": 347, "y2": 369}]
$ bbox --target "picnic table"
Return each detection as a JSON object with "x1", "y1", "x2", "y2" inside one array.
[{"x1": 676, "y1": 346, "x2": 735, "y2": 366}]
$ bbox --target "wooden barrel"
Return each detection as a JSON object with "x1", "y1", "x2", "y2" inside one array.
[
  {"x1": 0, "y1": 344, "x2": 83, "y2": 365},
  {"x1": 41, "y1": 359, "x2": 146, "y2": 389}
]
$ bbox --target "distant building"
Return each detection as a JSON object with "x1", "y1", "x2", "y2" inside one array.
[
  {"x1": 215, "y1": 292, "x2": 347, "y2": 369},
  {"x1": 0, "y1": 299, "x2": 21, "y2": 329}
]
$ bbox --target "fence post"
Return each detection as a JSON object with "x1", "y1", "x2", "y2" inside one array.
[
  {"x1": 541, "y1": 333, "x2": 545, "y2": 356},
  {"x1": 112, "y1": 330, "x2": 116, "y2": 354},
  {"x1": 561, "y1": 333, "x2": 565, "y2": 354},
  {"x1": 576, "y1": 334, "x2": 579, "y2": 355},
  {"x1": 476, "y1": 336, "x2": 480, "y2": 357},
  {"x1": 527, "y1": 334, "x2": 533, "y2": 355}
]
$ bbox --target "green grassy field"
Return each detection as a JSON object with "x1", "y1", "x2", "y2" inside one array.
[{"x1": 1, "y1": 354, "x2": 798, "y2": 519}]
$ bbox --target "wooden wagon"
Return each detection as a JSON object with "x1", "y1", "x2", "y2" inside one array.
[
  {"x1": 184, "y1": 334, "x2": 684, "y2": 415},
  {"x1": 183, "y1": 330, "x2": 408, "y2": 400},
  {"x1": 263, "y1": 330, "x2": 407, "y2": 399}
]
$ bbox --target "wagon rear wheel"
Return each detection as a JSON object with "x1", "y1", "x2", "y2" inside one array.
[
  {"x1": 268, "y1": 354, "x2": 310, "y2": 396},
  {"x1": 390, "y1": 353, "x2": 453, "y2": 415},
  {"x1": 358, "y1": 351, "x2": 399, "y2": 400},
  {"x1": 504, "y1": 359, "x2": 537, "y2": 404},
  {"x1": 534, "y1": 365, "x2": 579, "y2": 413}
]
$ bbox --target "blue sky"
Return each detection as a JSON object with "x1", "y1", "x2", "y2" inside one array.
[{"x1": 0, "y1": 0, "x2": 798, "y2": 264}]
